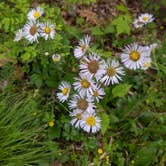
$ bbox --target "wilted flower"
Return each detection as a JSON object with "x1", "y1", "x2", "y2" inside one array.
[
  {"x1": 52, "y1": 54, "x2": 61, "y2": 62},
  {"x1": 14, "y1": 29, "x2": 24, "y2": 41}
]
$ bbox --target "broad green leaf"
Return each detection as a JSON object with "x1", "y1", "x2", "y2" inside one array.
[
  {"x1": 91, "y1": 26, "x2": 104, "y2": 36},
  {"x1": 101, "y1": 113, "x2": 110, "y2": 135},
  {"x1": 112, "y1": 15, "x2": 132, "y2": 35},
  {"x1": 48, "y1": 126, "x2": 61, "y2": 139},
  {"x1": 132, "y1": 143, "x2": 158, "y2": 166},
  {"x1": 116, "y1": 5, "x2": 129, "y2": 13},
  {"x1": 104, "y1": 23, "x2": 116, "y2": 34},
  {"x1": 112, "y1": 84, "x2": 132, "y2": 98}
]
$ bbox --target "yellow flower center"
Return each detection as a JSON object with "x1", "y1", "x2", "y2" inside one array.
[
  {"x1": 29, "y1": 25, "x2": 37, "y2": 36},
  {"x1": 98, "y1": 148, "x2": 103, "y2": 155},
  {"x1": 76, "y1": 113, "x2": 82, "y2": 120},
  {"x1": 77, "y1": 99, "x2": 88, "y2": 110},
  {"x1": 34, "y1": 11, "x2": 40, "y2": 18},
  {"x1": 86, "y1": 116, "x2": 96, "y2": 126},
  {"x1": 81, "y1": 79, "x2": 90, "y2": 88},
  {"x1": 81, "y1": 44, "x2": 87, "y2": 51},
  {"x1": 88, "y1": 60, "x2": 99, "y2": 74},
  {"x1": 142, "y1": 16, "x2": 148, "y2": 21},
  {"x1": 44, "y1": 27, "x2": 51, "y2": 34},
  {"x1": 49, "y1": 121, "x2": 54, "y2": 127},
  {"x1": 62, "y1": 87, "x2": 68, "y2": 95},
  {"x1": 93, "y1": 90, "x2": 99, "y2": 97},
  {"x1": 106, "y1": 67, "x2": 116, "y2": 76},
  {"x1": 129, "y1": 51, "x2": 140, "y2": 61}
]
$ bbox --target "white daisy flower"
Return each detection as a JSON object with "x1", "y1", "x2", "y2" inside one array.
[
  {"x1": 27, "y1": 6, "x2": 44, "y2": 21},
  {"x1": 14, "y1": 29, "x2": 24, "y2": 42},
  {"x1": 120, "y1": 43, "x2": 151, "y2": 70},
  {"x1": 133, "y1": 18, "x2": 144, "y2": 29},
  {"x1": 101, "y1": 59, "x2": 125, "y2": 86},
  {"x1": 88, "y1": 84, "x2": 105, "y2": 103},
  {"x1": 74, "y1": 35, "x2": 90, "y2": 59},
  {"x1": 40, "y1": 22, "x2": 55, "y2": 40},
  {"x1": 24, "y1": 21, "x2": 40, "y2": 43},
  {"x1": 141, "y1": 57, "x2": 152, "y2": 70},
  {"x1": 68, "y1": 95, "x2": 96, "y2": 114},
  {"x1": 79, "y1": 53, "x2": 105, "y2": 81},
  {"x1": 57, "y1": 82, "x2": 71, "y2": 103},
  {"x1": 73, "y1": 73, "x2": 95, "y2": 96},
  {"x1": 52, "y1": 54, "x2": 61, "y2": 62},
  {"x1": 70, "y1": 109, "x2": 84, "y2": 128},
  {"x1": 80, "y1": 112, "x2": 101, "y2": 133},
  {"x1": 138, "y1": 13, "x2": 154, "y2": 24}
]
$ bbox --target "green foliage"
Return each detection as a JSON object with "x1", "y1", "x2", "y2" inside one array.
[
  {"x1": 101, "y1": 113, "x2": 110, "y2": 135},
  {"x1": 0, "y1": 92, "x2": 53, "y2": 165},
  {"x1": 112, "y1": 14, "x2": 132, "y2": 35},
  {"x1": 112, "y1": 84, "x2": 132, "y2": 98},
  {"x1": 112, "y1": 5, "x2": 132, "y2": 35},
  {"x1": 63, "y1": 0, "x2": 96, "y2": 5},
  {"x1": 0, "y1": 0, "x2": 165, "y2": 165}
]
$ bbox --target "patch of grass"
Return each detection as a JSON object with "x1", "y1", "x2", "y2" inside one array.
[{"x1": 0, "y1": 92, "x2": 53, "y2": 166}]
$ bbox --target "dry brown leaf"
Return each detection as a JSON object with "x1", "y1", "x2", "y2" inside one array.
[
  {"x1": 50, "y1": 160, "x2": 62, "y2": 166},
  {"x1": 0, "y1": 57, "x2": 9, "y2": 67},
  {"x1": 12, "y1": 65, "x2": 24, "y2": 80},
  {"x1": 78, "y1": 9, "x2": 100, "y2": 25}
]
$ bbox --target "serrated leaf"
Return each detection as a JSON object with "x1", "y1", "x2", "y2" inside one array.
[
  {"x1": 112, "y1": 84, "x2": 132, "y2": 98},
  {"x1": 101, "y1": 113, "x2": 110, "y2": 135},
  {"x1": 112, "y1": 15, "x2": 132, "y2": 35}
]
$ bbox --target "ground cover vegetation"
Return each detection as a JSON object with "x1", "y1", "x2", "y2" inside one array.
[{"x1": 0, "y1": 0, "x2": 165, "y2": 165}]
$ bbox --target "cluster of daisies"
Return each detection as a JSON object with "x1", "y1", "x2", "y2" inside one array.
[
  {"x1": 14, "y1": 6, "x2": 55, "y2": 43},
  {"x1": 57, "y1": 35, "x2": 157, "y2": 133},
  {"x1": 133, "y1": 13, "x2": 154, "y2": 28}
]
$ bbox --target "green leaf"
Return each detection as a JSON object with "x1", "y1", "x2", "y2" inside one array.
[
  {"x1": 101, "y1": 113, "x2": 110, "y2": 135},
  {"x1": 112, "y1": 84, "x2": 132, "y2": 98},
  {"x1": 45, "y1": 79, "x2": 56, "y2": 88},
  {"x1": 109, "y1": 114, "x2": 119, "y2": 124},
  {"x1": 91, "y1": 26, "x2": 104, "y2": 36},
  {"x1": 48, "y1": 126, "x2": 61, "y2": 139},
  {"x1": 116, "y1": 5, "x2": 129, "y2": 13},
  {"x1": 132, "y1": 143, "x2": 158, "y2": 166},
  {"x1": 112, "y1": 15, "x2": 132, "y2": 35},
  {"x1": 104, "y1": 23, "x2": 116, "y2": 34},
  {"x1": 159, "y1": 64, "x2": 166, "y2": 74},
  {"x1": 30, "y1": 74, "x2": 43, "y2": 88},
  {"x1": 161, "y1": 0, "x2": 166, "y2": 6}
]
